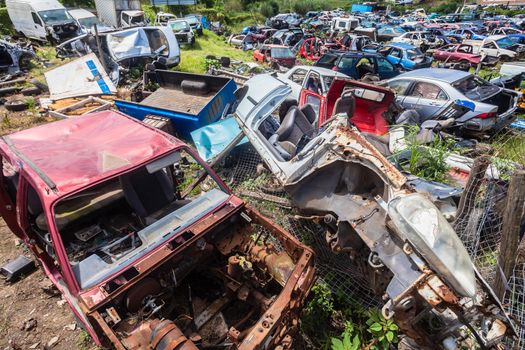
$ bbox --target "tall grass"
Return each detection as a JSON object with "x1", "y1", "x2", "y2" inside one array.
[{"x1": 175, "y1": 30, "x2": 253, "y2": 73}]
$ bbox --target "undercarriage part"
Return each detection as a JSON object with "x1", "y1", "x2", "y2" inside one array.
[
  {"x1": 88, "y1": 208, "x2": 314, "y2": 350},
  {"x1": 123, "y1": 319, "x2": 198, "y2": 350}
]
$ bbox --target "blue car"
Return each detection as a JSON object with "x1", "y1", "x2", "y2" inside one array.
[
  {"x1": 376, "y1": 43, "x2": 433, "y2": 70},
  {"x1": 508, "y1": 33, "x2": 525, "y2": 45},
  {"x1": 241, "y1": 25, "x2": 258, "y2": 35},
  {"x1": 447, "y1": 29, "x2": 486, "y2": 41}
]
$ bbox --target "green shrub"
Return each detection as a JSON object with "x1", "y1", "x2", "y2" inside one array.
[
  {"x1": 260, "y1": 1, "x2": 279, "y2": 18},
  {"x1": 0, "y1": 7, "x2": 14, "y2": 36}
]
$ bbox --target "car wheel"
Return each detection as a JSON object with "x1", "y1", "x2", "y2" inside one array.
[{"x1": 5, "y1": 99, "x2": 29, "y2": 112}]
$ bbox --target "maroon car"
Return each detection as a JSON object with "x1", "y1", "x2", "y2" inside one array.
[
  {"x1": 432, "y1": 43, "x2": 497, "y2": 66},
  {"x1": 0, "y1": 110, "x2": 315, "y2": 349}
]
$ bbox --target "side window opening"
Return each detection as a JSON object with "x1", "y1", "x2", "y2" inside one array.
[{"x1": 31, "y1": 12, "x2": 43, "y2": 26}]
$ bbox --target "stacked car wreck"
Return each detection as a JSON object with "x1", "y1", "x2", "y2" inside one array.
[
  {"x1": 1, "y1": 1, "x2": 525, "y2": 349},
  {"x1": 228, "y1": 74, "x2": 516, "y2": 349}
]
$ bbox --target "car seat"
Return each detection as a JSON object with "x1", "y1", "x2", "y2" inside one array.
[
  {"x1": 333, "y1": 92, "x2": 355, "y2": 118},
  {"x1": 269, "y1": 106, "x2": 315, "y2": 160},
  {"x1": 120, "y1": 167, "x2": 189, "y2": 223},
  {"x1": 300, "y1": 103, "x2": 317, "y2": 125}
]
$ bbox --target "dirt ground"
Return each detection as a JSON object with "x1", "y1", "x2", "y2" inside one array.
[
  {"x1": 0, "y1": 100, "x2": 98, "y2": 349},
  {"x1": 0, "y1": 219, "x2": 99, "y2": 350}
]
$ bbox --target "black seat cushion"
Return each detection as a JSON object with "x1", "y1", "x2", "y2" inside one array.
[
  {"x1": 301, "y1": 103, "x2": 317, "y2": 124},
  {"x1": 272, "y1": 106, "x2": 315, "y2": 159},
  {"x1": 333, "y1": 93, "x2": 355, "y2": 118}
]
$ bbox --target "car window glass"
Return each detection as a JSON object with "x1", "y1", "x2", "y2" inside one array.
[
  {"x1": 376, "y1": 57, "x2": 395, "y2": 72},
  {"x1": 338, "y1": 57, "x2": 358, "y2": 69},
  {"x1": 390, "y1": 49, "x2": 401, "y2": 58},
  {"x1": 410, "y1": 82, "x2": 447, "y2": 100},
  {"x1": 32, "y1": 12, "x2": 43, "y2": 26},
  {"x1": 458, "y1": 45, "x2": 471, "y2": 53},
  {"x1": 290, "y1": 69, "x2": 307, "y2": 84},
  {"x1": 483, "y1": 42, "x2": 496, "y2": 49},
  {"x1": 387, "y1": 79, "x2": 412, "y2": 95}
]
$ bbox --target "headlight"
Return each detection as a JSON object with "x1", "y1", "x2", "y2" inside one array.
[{"x1": 388, "y1": 193, "x2": 476, "y2": 297}]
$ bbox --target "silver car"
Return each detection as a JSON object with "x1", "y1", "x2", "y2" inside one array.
[{"x1": 385, "y1": 68, "x2": 521, "y2": 134}]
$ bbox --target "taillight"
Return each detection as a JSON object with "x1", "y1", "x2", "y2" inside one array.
[
  {"x1": 332, "y1": 66, "x2": 337, "y2": 71},
  {"x1": 477, "y1": 112, "x2": 496, "y2": 119}
]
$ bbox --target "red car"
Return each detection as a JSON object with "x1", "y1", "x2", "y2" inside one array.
[
  {"x1": 0, "y1": 110, "x2": 315, "y2": 349},
  {"x1": 297, "y1": 78, "x2": 396, "y2": 135},
  {"x1": 299, "y1": 37, "x2": 342, "y2": 61},
  {"x1": 253, "y1": 44, "x2": 296, "y2": 68},
  {"x1": 432, "y1": 44, "x2": 485, "y2": 65}
]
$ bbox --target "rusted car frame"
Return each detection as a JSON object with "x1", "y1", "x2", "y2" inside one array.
[
  {"x1": 230, "y1": 74, "x2": 517, "y2": 349},
  {"x1": 0, "y1": 110, "x2": 314, "y2": 349}
]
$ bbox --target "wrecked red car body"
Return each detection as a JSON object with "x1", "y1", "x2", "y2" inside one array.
[
  {"x1": 0, "y1": 110, "x2": 315, "y2": 349},
  {"x1": 298, "y1": 77, "x2": 396, "y2": 135}
]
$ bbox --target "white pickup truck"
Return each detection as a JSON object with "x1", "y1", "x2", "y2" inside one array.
[{"x1": 463, "y1": 35, "x2": 525, "y2": 61}]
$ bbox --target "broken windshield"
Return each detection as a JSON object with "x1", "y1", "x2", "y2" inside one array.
[
  {"x1": 51, "y1": 149, "x2": 229, "y2": 289},
  {"x1": 452, "y1": 75, "x2": 500, "y2": 100},
  {"x1": 38, "y1": 9, "x2": 72, "y2": 24},
  {"x1": 495, "y1": 36, "x2": 515, "y2": 49}
]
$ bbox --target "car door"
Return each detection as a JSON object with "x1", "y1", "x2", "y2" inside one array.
[
  {"x1": 482, "y1": 41, "x2": 498, "y2": 57},
  {"x1": 30, "y1": 11, "x2": 46, "y2": 40},
  {"x1": 374, "y1": 56, "x2": 399, "y2": 79},
  {"x1": 402, "y1": 81, "x2": 449, "y2": 120},
  {"x1": 299, "y1": 88, "x2": 325, "y2": 125}
]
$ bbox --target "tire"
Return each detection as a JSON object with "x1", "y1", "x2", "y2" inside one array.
[
  {"x1": 181, "y1": 80, "x2": 210, "y2": 95},
  {"x1": 21, "y1": 87, "x2": 41, "y2": 96},
  {"x1": 220, "y1": 56, "x2": 231, "y2": 68},
  {"x1": 30, "y1": 79, "x2": 49, "y2": 92},
  {"x1": 0, "y1": 87, "x2": 21, "y2": 97},
  {"x1": 5, "y1": 99, "x2": 29, "y2": 112}
]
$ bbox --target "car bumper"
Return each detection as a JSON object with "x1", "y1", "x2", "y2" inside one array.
[{"x1": 463, "y1": 116, "x2": 496, "y2": 132}]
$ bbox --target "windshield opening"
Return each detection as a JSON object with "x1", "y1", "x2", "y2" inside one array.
[
  {"x1": 52, "y1": 149, "x2": 228, "y2": 289},
  {"x1": 78, "y1": 16, "x2": 101, "y2": 28},
  {"x1": 496, "y1": 37, "x2": 514, "y2": 49},
  {"x1": 271, "y1": 47, "x2": 294, "y2": 58},
  {"x1": 38, "y1": 9, "x2": 72, "y2": 24},
  {"x1": 130, "y1": 14, "x2": 145, "y2": 24},
  {"x1": 407, "y1": 48, "x2": 423, "y2": 58},
  {"x1": 169, "y1": 21, "x2": 189, "y2": 31}
]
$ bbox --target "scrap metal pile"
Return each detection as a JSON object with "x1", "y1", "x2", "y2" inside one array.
[{"x1": 2, "y1": 1, "x2": 525, "y2": 350}]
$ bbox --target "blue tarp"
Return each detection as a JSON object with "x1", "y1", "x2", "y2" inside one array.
[
  {"x1": 191, "y1": 117, "x2": 247, "y2": 162},
  {"x1": 351, "y1": 4, "x2": 373, "y2": 13}
]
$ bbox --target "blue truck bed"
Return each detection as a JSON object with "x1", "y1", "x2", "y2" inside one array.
[{"x1": 115, "y1": 70, "x2": 237, "y2": 139}]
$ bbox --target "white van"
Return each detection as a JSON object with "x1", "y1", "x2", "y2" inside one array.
[
  {"x1": 6, "y1": 0, "x2": 80, "y2": 42},
  {"x1": 69, "y1": 8, "x2": 114, "y2": 34},
  {"x1": 331, "y1": 17, "x2": 360, "y2": 33}
]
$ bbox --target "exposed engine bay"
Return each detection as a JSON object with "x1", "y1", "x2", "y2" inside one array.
[{"x1": 86, "y1": 208, "x2": 315, "y2": 350}]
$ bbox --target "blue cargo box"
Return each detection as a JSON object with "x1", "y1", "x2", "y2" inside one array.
[{"x1": 115, "y1": 70, "x2": 237, "y2": 140}]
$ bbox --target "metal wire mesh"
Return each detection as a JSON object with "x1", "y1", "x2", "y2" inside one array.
[
  {"x1": 449, "y1": 126, "x2": 525, "y2": 348},
  {"x1": 215, "y1": 125, "x2": 525, "y2": 346},
  {"x1": 215, "y1": 144, "x2": 381, "y2": 308}
]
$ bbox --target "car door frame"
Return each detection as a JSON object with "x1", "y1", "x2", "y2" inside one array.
[{"x1": 402, "y1": 79, "x2": 450, "y2": 120}]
